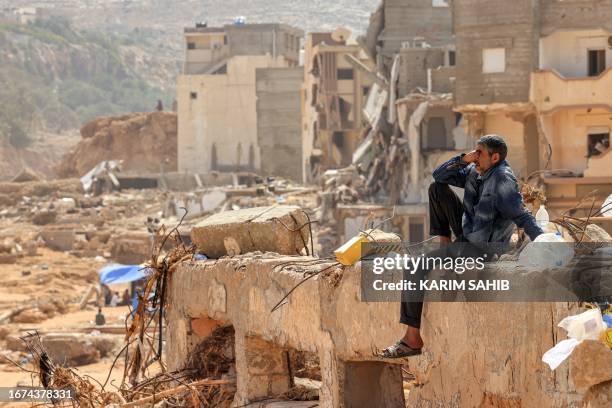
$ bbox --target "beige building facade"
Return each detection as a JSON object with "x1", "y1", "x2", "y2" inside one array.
[{"x1": 177, "y1": 24, "x2": 303, "y2": 174}]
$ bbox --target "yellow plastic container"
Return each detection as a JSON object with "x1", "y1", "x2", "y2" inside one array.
[
  {"x1": 602, "y1": 328, "x2": 612, "y2": 349},
  {"x1": 334, "y1": 233, "x2": 369, "y2": 266}
]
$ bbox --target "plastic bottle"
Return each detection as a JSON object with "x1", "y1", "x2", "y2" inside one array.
[{"x1": 536, "y1": 204, "x2": 549, "y2": 229}]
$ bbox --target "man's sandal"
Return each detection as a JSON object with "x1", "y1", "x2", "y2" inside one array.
[{"x1": 381, "y1": 340, "x2": 422, "y2": 358}]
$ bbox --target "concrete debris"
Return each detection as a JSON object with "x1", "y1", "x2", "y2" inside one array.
[
  {"x1": 11, "y1": 308, "x2": 47, "y2": 324},
  {"x1": 11, "y1": 166, "x2": 43, "y2": 183},
  {"x1": 569, "y1": 340, "x2": 612, "y2": 391},
  {"x1": 110, "y1": 232, "x2": 152, "y2": 264},
  {"x1": 57, "y1": 111, "x2": 178, "y2": 178},
  {"x1": 42, "y1": 334, "x2": 102, "y2": 366},
  {"x1": 191, "y1": 205, "x2": 312, "y2": 258}
]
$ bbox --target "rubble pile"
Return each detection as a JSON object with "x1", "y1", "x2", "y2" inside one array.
[{"x1": 56, "y1": 111, "x2": 178, "y2": 178}]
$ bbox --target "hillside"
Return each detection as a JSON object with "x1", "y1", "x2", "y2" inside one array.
[{"x1": 0, "y1": 17, "x2": 175, "y2": 152}]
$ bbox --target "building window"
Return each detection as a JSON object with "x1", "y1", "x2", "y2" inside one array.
[
  {"x1": 587, "y1": 132, "x2": 610, "y2": 158},
  {"x1": 482, "y1": 48, "x2": 505, "y2": 73},
  {"x1": 362, "y1": 86, "x2": 370, "y2": 96},
  {"x1": 332, "y1": 131, "x2": 344, "y2": 148},
  {"x1": 448, "y1": 50, "x2": 456, "y2": 66},
  {"x1": 190, "y1": 92, "x2": 198, "y2": 100},
  {"x1": 337, "y1": 68, "x2": 354, "y2": 80},
  {"x1": 223, "y1": 35, "x2": 227, "y2": 45},
  {"x1": 187, "y1": 42, "x2": 196, "y2": 50},
  {"x1": 424, "y1": 117, "x2": 448, "y2": 149},
  {"x1": 588, "y1": 49, "x2": 606, "y2": 77},
  {"x1": 432, "y1": 0, "x2": 449, "y2": 7}
]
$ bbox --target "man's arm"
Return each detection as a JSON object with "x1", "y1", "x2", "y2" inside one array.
[
  {"x1": 432, "y1": 154, "x2": 473, "y2": 188},
  {"x1": 494, "y1": 176, "x2": 543, "y2": 241}
]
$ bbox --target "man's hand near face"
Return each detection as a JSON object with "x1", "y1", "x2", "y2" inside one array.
[{"x1": 462, "y1": 150, "x2": 479, "y2": 164}]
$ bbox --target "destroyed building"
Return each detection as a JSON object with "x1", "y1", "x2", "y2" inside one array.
[
  {"x1": 454, "y1": 0, "x2": 612, "y2": 221},
  {"x1": 310, "y1": 0, "x2": 466, "y2": 249},
  {"x1": 301, "y1": 31, "x2": 376, "y2": 181},
  {"x1": 177, "y1": 23, "x2": 305, "y2": 182}
]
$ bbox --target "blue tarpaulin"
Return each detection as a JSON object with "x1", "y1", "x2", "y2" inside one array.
[{"x1": 98, "y1": 264, "x2": 149, "y2": 284}]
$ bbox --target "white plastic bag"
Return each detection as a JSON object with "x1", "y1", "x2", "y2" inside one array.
[
  {"x1": 518, "y1": 233, "x2": 574, "y2": 268},
  {"x1": 558, "y1": 308, "x2": 605, "y2": 341},
  {"x1": 602, "y1": 193, "x2": 612, "y2": 217},
  {"x1": 542, "y1": 338, "x2": 581, "y2": 370}
]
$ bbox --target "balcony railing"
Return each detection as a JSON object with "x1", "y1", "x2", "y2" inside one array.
[{"x1": 530, "y1": 68, "x2": 612, "y2": 113}]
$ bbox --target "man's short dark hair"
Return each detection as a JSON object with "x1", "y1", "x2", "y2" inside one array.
[{"x1": 477, "y1": 134, "x2": 507, "y2": 161}]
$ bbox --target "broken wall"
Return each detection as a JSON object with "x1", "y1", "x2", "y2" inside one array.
[
  {"x1": 454, "y1": 0, "x2": 540, "y2": 106},
  {"x1": 397, "y1": 48, "x2": 445, "y2": 95},
  {"x1": 256, "y1": 67, "x2": 304, "y2": 182},
  {"x1": 380, "y1": 0, "x2": 453, "y2": 57}
]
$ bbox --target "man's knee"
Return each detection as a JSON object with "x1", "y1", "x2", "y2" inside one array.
[{"x1": 428, "y1": 181, "x2": 450, "y2": 200}]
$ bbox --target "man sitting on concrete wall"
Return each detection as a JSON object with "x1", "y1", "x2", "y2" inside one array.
[{"x1": 383, "y1": 135, "x2": 543, "y2": 358}]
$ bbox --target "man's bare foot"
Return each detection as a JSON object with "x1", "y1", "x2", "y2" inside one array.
[
  {"x1": 439, "y1": 236, "x2": 451, "y2": 245},
  {"x1": 401, "y1": 326, "x2": 424, "y2": 349}
]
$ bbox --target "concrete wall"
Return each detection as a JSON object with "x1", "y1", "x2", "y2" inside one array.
[
  {"x1": 539, "y1": 29, "x2": 612, "y2": 77},
  {"x1": 166, "y1": 255, "x2": 591, "y2": 407},
  {"x1": 454, "y1": 0, "x2": 540, "y2": 106},
  {"x1": 177, "y1": 55, "x2": 290, "y2": 174},
  {"x1": 256, "y1": 67, "x2": 304, "y2": 182},
  {"x1": 226, "y1": 24, "x2": 302, "y2": 64},
  {"x1": 381, "y1": 0, "x2": 453, "y2": 55},
  {"x1": 540, "y1": 0, "x2": 612, "y2": 36}
]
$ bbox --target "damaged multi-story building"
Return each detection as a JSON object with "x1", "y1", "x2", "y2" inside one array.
[
  {"x1": 177, "y1": 23, "x2": 305, "y2": 181},
  {"x1": 454, "y1": 0, "x2": 612, "y2": 219},
  {"x1": 301, "y1": 30, "x2": 376, "y2": 181},
  {"x1": 313, "y1": 0, "x2": 471, "y2": 246}
]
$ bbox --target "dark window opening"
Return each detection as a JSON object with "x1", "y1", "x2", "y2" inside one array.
[
  {"x1": 190, "y1": 92, "x2": 198, "y2": 100},
  {"x1": 337, "y1": 68, "x2": 354, "y2": 80},
  {"x1": 332, "y1": 131, "x2": 345, "y2": 148},
  {"x1": 338, "y1": 97, "x2": 353, "y2": 128},
  {"x1": 424, "y1": 117, "x2": 448, "y2": 149},
  {"x1": 223, "y1": 35, "x2": 228, "y2": 45},
  {"x1": 587, "y1": 133, "x2": 610, "y2": 157},
  {"x1": 362, "y1": 86, "x2": 370, "y2": 97},
  {"x1": 448, "y1": 50, "x2": 456, "y2": 66},
  {"x1": 187, "y1": 42, "x2": 196, "y2": 50},
  {"x1": 588, "y1": 49, "x2": 606, "y2": 77}
]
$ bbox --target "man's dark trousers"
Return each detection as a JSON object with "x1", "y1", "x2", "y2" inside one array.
[{"x1": 400, "y1": 182, "x2": 478, "y2": 328}]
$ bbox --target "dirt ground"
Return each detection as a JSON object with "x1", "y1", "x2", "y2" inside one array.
[{"x1": 0, "y1": 245, "x2": 135, "y2": 399}]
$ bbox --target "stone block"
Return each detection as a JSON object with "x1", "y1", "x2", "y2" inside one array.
[
  {"x1": 583, "y1": 380, "x2": 612, "y2": 408},
  {"x1": 40, "y1": 227, "x2": 75, "y2": 251},
  {"x1": 191, "y1": 206, "x2": 310, "y2": 258},
  {"x1": 110, "y1": 232, "x2": 152, "y2": 264},
  {"x1": 570, "y1": 340, "x2": 612, "y2": 391},
  {"x1": 5, "y1": 335, "x2": 26, "y2": 352},
  {"x1": 12, "y1": 308, "x2": 47, "y2": 323},
  {"x1": 42, "y1": 334, "x2": 101, "y2": 366},
  {"x1": 32, "y1": 210, "x2": 57, "y2": 225},
  {"x1": 0, "y1": 326, "x2": 9, "y2": 340}
]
